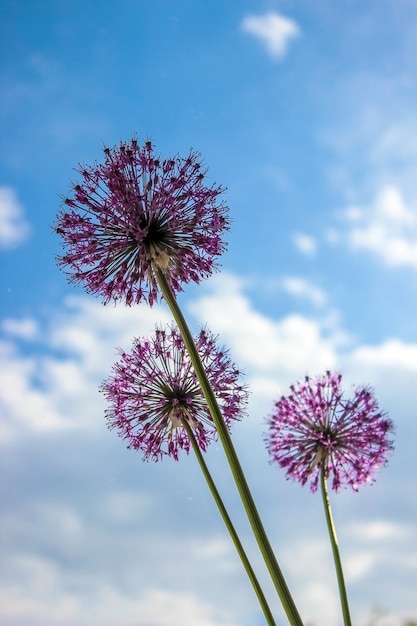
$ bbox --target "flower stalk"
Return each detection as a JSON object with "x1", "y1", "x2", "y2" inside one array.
[
  {"x1": 320, "y1": 466, "x2": 352, "y2": 626},
  {"x1": 182, "y1": 418, "x2": 277, "y2": 626},
  {"x1": 156, "y1": 268, "x2": 304, "y2": 626}
]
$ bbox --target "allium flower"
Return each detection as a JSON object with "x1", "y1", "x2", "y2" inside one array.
[
  {"x1": 265, "y1": 371, "x2": 394, "y2": 492},
  {"x1": 56, "y1": 137, "x2": 229, "y2": 305},
  {"x1": 101, "y1": 325, "x2": 248, "y2": 461}
]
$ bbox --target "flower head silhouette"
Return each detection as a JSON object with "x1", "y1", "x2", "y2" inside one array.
[
  {"x1": 266, "y1": 371, "x2": 394, "y2": 492},
  {"x1": 101, "y1": 325, "x2": 248, "y2": 461},
  {"x1": 56, "y1": 137, "x2": 229, "y2": 305}
]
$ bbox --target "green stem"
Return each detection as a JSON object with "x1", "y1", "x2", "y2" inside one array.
[
  {"x1": 156, "y1": 270, "x2": 303, "y2": 626},
  {"x1": 182, "y1": 419, "x2": 277, "y2": 626},
  {"x1": 320, "y1": 466, "x2": 352, "y2": 626}
]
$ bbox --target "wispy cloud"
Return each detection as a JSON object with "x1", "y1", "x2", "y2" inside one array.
[
  {"x1": 0, "y1": 186, "x2": 31, "y2": 249},
  {"x1": 260, "y1": 275, "x2": 326, "y2": 308},
  {"x1": 281, "y1": 276, "x2": 326, "y2": 307},
  {"x1": 331, "y1": 186, "x2": 417, "y2": 269},
  {"x1": 319, "y1": 68, "x2": 417, "y2": 197},
  {"x1": 241, "y1": 12, "x2": 300, "y2": 60},
  {"x1": 1, "y1": 317, "x2": 39, "y2": 340},
  {"x1": 292, "y1": 232, "x2": 317, "y2": 256}
]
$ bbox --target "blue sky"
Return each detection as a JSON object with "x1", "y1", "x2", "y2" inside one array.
[{"x1": 1, "y1": 1, "x2": 417, "y2": 625}]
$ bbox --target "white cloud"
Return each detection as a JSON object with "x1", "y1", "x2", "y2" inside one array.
[
  {"x1": 292, "y1": 232, "x2": 317, "y2": 256},
  {"x1": 187, "y1": 274, "x2": 340, "y2": 389},
  {"x1": 283, "y1": 538, "x2": 340, "y2": 620},
  {"x1": 326, "y1": 186, "x2": 417, "y2": 268},
  {"x1": 350, "y1": 338, "x2": 417, "y2": 372},
  {"x1": 344, "y1": 551, "x2": 376, "y2": 582},
  {"x1": 345, "y1": 338, "x2": 417, "y2": 410},
  {"x1": 1, "y1": 317, "x2": 39, "y2": 340},
  {"x1": 0, "y1": 297, "x2": 170, "y2": 440},
  {"x1": 0, "y1": 553, "x2": 238, "y2": 626},
  {"x1": 0, "y1": 340, "x2": 64, "y2": 440},
  {"x1": 281, "y1": 276, "x2": 326, "y2": 307},
  {"x1": 347, "y1": 520, "x2": 408, "y2": 542},
  {"x1": 125, "y1": 588, "x2": 237, "y2": 626},
  {"x1": 339, "y1": 186, "x2": 417, "y2": 268},
  {"x1": 241, "y1": 12, "x2": 300, "y2": 60},
  {"x1": 0, "y1": 186, "x2": 31, "y2": 249}
]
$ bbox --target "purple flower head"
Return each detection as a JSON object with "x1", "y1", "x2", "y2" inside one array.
[
  {"x1": 56, "y1": 137, "x2": 229, "y2": 306},
  {"x1": 265, "y1": 371, "x2": 394, "y2": 492},
  {"x1": 101, "y1": 325, "x2": 248, "y2": 461}
]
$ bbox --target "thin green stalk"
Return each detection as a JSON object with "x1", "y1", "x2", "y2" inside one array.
[
  {"x1": 320, "y1": 466, "x2": 352, "y2": 626},
  {"x1": 182, "y1": 419, "x2": 277, "y2": 626},
  {"x1": 156, "y1": 269, "x2": 303, "y2": 626}
]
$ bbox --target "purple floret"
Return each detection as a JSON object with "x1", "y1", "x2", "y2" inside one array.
[
  {"x1": 265, "y1": 371, "x2": 394, "y2": 492},
  {"x1": 56, "y1": 138, "x2": 229, "y2": 305},
  {"x1": 101, "y1": 325, "x2": 248, "y2": 461}
]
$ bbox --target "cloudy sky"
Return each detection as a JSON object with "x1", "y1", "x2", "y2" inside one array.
[{"x1": 1, "y1": 1, "x2": 417, "y2": 625}]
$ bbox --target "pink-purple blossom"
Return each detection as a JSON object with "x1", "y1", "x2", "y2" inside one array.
[
  {"x1": 56, "y1": 137, "x2": 229, "y2": 305},
  {"x1": 101, "y1": 325, "x2": 248, "y2": 461},
  {"x1": 265, "y1": 371, "x2": 394, "y2": 492}
]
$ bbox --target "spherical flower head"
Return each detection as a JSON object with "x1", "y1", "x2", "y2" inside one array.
[
  {"x1": 265, "y1": 371, "x2": 394, "y2": 492},
  {"x1": 101, "y1": 325, "x2": 248, "y2": 461},
  {"x1": 55, "y1": 137, "x2": 229, "y2": 306}
]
